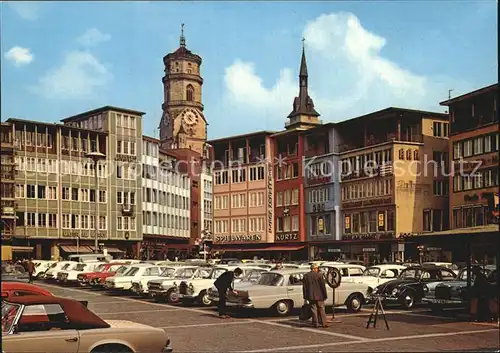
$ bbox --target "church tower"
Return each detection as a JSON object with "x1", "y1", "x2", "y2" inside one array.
[
  {"x1": 285, "y1": 39, "x2": 321, "y2": 130},
  {"x1": 159, "y1": 24, "x2": 207, "y2": 154}
]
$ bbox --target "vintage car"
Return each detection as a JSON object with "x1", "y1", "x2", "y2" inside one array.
[
  {"x1": 131, "y1": 266, "x2": 185, "y2": 297},
  {"x1": 78, "y1": 263, "x2": 129, "y2": 287},
  {"x1": 90, "y1": 265, "x2": 131, "y2": 289},
  {"x1": 175, "y1": 266, "x2": 265, "y2": 307},
  {"x1": 104, "y1": 264, "x2": 169, "y2": 292},
  {"x1": 2, "y1": 264, "x2": 30, "y2": 282},
  {"x1": 422, "y1": 265, "x2": 497, "y2": 311},
  {"x1": 32, "y1": 260, "x2": 57, "y2": 279},
  {"x1": 57, "y1": 262, "x2": 105, "y2": 284},
  {"x1": 208, "y1": 269, "x2": 370, "y2": 316},
  {"x1": 348, "y1": 264, "x2": 407, "y2": 289},
  {"x1": 422, "y1": 262, "x2": 461, "y2": 275},
  {"x1": 319, "y1": 263, "x2": 366, "y2": 281},
  {"x1": 2, "y1": 295, "x2": 172, "y2": 353},
  {"x1": 44, "y1": 261, "x2": 78, "y2": 280},
  {"x1": 1, "y1": 282, "x2": 53, "y2": 298},
  {"x1": 148, "y1": 266, "x2": 214, "y2": 303},
  {"x1": 369, "y1": 265, "x2": 457, "y2": 309}
]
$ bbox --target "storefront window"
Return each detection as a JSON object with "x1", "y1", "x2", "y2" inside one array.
[{"x1": 369, "y1": 211, "x2": 377, "y2": 232}]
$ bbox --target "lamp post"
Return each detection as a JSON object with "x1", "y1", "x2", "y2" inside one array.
[{"x1": 86, "y1": 151, "x2": 106, "y2": 254}]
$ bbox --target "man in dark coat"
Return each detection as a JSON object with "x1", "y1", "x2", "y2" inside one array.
[
  {"x1": 303, "y1": 263, "x2": 328, "y2": 328},
  {"x1": 26, "y1": 258, "x2": 35, "y2": 283},
  {"x1": 214, "y1": 268, "x2": 242, "y2": 319}
]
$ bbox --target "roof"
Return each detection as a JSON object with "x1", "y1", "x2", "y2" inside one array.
[
  {"x1": 61, "y1": 105, "x2": 146, "y2": 122},
  {"x1": 6, "y1": 118, "x2": 108, "y2": 135},
  {"x1": 208, "y1": 130, "x2": 276, "y2": 144},
  {"x1": 5, "y1": 295, "x2": 110, "y2": 329},
  {"x1": 337, "y1": 107, "x2": 448, "y2": 126},
  {"x1": 440, "y1": 83, "x2": 498, "y2": 105},
  {"x1": 269, "y1": 269, "x2": 308, "y2": 275},
  {"x1": 300, "y1": 122, "x2": 336, "y2": 135},
  {"x1": 1, "y1": 282, "x2": 52, "y2": 296},
  {"x1": 143, "y1": 135, "x2": 160, "y2": 143},
  {"x1": 164, "y1": 46, "x2": 202, "y2": 64}
]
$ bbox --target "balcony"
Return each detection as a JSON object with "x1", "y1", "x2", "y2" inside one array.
[
  {"x1": 339, "y1": 134, "x2": 423, "y2": 153},
  {"x1": 121, "y1": 204, "x2": 135, "y2": 216},
  {"x1": 0, "y1": 171, "x2": 15, "y2": 182}
]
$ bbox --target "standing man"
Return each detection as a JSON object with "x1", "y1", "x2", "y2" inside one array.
[
  {"x1": 214, "y1": 267, "x2": 242, "y2": 319},
  {"x1": 303, "y1": 263, "x2": 328, "y2": 328},
  {"x1": 26, "y1": 258, "x2": 35, "y2": 283}
]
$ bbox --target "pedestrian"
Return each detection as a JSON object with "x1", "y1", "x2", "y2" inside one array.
[
  {"x1": 272, "y1": 261, "x2": 283, "y2": 270},
  {"x1": 26, "y1": 258, "x2": 35, "y2": 283},
  {"x1": 302, "y1": 263, "x2": 328, "y2": 328},
  {"x1": 214, "y1": 267, "x2": 242, "y2": 319}
]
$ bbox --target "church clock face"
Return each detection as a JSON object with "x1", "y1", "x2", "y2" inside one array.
[{"x1": 183, "y1": 111, "x2": 198, "y2": 126}]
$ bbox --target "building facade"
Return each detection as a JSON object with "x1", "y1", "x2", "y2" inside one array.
[
  {"x1": 200, "y1": 160, "x2": 213, "y2": 241},
  {"x1": 443, "y1": 84, "x2": 499, "y2": 231},
  {"x1": 1, "y1": 123, "x2": 16, "y2": 260},
  {"x1": 141, "y1": 137, "x2": 191, "y2": 259},
  {"x1": 301, "y1": 124, "x2": 342, "y2": 260},
  {"x1": 337, "y1": 108, "x2": 450, "y2": 264},
  {"x1": 159, "y1": 26, "x2": 208, "y2": 155}
]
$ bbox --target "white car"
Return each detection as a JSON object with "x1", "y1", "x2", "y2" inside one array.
[
  {"x1": 319, "y1": 262, "x2": 366, "y2": 281},
  {"x1": 32, "y1": 260, "x2": 56, "y2": 278},
  {"x1": 43, "y1": 261, "x2": 78, "y2": 280},
  {"x1": 176, "y1": 266, "x2": 269, "y2": 307},
  {"x1": 208, "y1": 269, "x2": 370, "y2": 316},
  {"x1": 346, "y1": 264, "x2": 408, "y2": 290},
  {"x1": 422, "y1": 262, "x2": 460, "y2": 275},
  {"x1": 104, "y1": 264, "x2": 169, "y2": 292},
  {"x1": 56, "y1": 262, "x2": 105, "y2": 284},
  {"x1": 148, "y1": 266, "x2": 214, "y2": 303},
  {"x1": 131, "y1": 266, "x2": 181, "y2": 297}
]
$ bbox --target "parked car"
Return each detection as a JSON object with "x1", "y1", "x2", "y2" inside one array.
[
  {"x1": 89, "y1": 265, "x2": 131, "y2": 289},
  {"x1": 148, "y1": 266, "x2": 215, "y2": 303},
  {"x1": 208, "y1": 269, "x2": 369, "y2": 316},
  {"x1": 32, "y1": 260, "x2": 57, "y2": 279},
  {"x1": 131, "y1": 266, "x2": 185, "y2": 297},
  {"x1": 104, "y1": 264, "x2": 169, "y2": 292},
  {"x1": 319, "y1": 262, "x2": 366, "y2": 281},
  {"x1": 175, "y1": 266, "x2": 265, "y2": 306},
  {"x1": 2, "y1": 264, "x2": 30, "y2": 282},
  {"x1": 43, "y1": 261, "x2": 78, "y2": 281},
  {"x1": 56, "y1": 262, "x2": 105, "y2": 285},
  {"x1": 422, "y1": 262, "x2": 460, "y2": 275},
  {"x1": 1, "y1": 282, "x2": 53, "y2": 298},
  {"x1": 369, "y1": 265, "x2": 457, "y2": 309},
  {"x1": 78, "y1": 263, "x2": 129, "y2": 287},
  {"x1": 2, "y1": 295, "x2": 172, "y2": 353},
  {"x1": 422, "y1": 265, "x2": 497, "y2": 311},
  {"x1": 348, "y1": 264, "x2": 407, "y2": 289}
]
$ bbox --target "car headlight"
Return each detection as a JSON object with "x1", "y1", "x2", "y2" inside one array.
[
  {"x1": 372, "y1": 287, "x2": 378, "y2": 294},
  {"x1": 391, "y1": 288, "x2": 399, "y2": 296},
  {"x1": 423, "y1": 285, "x2": 429, "y2": 293}
]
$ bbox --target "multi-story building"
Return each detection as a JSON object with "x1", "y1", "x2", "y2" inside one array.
[
  {"x1": 141, "y1": 136, "x2": 191, "y2": 260},
  {"x1": 301, "y1": 123, "x2": 342, "y2": 260},
  {"x1": 1, "y1": 123, "x2": 17, "y2": 260},
  {"x1": 209, "y1": 131, "x2": 276, "y2": 256},
  {"x1": 442, "y1": 83, "x2": 499, "y2": 231},
  {"x1": 200, "y1": 159, "x2": 213, "y2": 240},
  {"x1": 337, "y1": 107, "x2": 450, "y2": 264}
]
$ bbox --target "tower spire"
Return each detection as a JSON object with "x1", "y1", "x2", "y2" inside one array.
[
  {"x1": 180, "y1": 23, "x2": 186, "y2": 47},
  {"x1": 300, "y1": 37, "x2": 308, "y2": 77}
]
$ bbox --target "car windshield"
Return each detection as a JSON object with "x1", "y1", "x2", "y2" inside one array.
[
  {"x1": 2, "y1": 265, "x2": 26, "y2": 275},
  {"x1": 363, "y1": 267, "x2": 381, "y2": 277},
  {"x1": 75, "y1": 264, "x2": 87, "y2": 271},
  {"x1": 174, "y1": 268, "x2": 196, "y2": 279},
  {"x1": 125, "y1": 267, "x2": 140, "y2": 276},
  {"x1": 194, "y1": 268, "x2": 212, "y2": 278},
  {"x1": 2, "y1": 302, "x2": 21, "y2": 333},
  {"x1": 115, "y1": 266, "x2": 128, "y2": 275},
  {"x1": 399, "y1": 269, "x2": 421, "y2": 279},
  {"x1": 209, "y1": 268, "x2": 227, "y2": 279},
  {"x1": 50, "y1": 263, "x2": 58, "y2": 268},
  {"x1": 61, "y1": 264, "x2": 72, "y2": 270},
  {"x1": 160, "y1": 268, "x2": 176, "y2": 277},
  {"x1": 257, "y1": 273, "x2": 284, "y2": 286},
  {"x1": 459, "y1": 267, "x2": 493, "y2": 281},
  {"x1": 94, "y1": 264, "x2": 106, "y2": 272}
]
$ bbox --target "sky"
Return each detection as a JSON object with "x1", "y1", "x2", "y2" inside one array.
[{"x1": 1, "y1": 1, "x2": 497, "y2": 139}]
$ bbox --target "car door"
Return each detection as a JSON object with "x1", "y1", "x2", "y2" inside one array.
[
  {"x1": 3, "y1": 304, "x2": 79, "y2": 353},
  {"x1": 286, "y1": 272, "x2": 305, "y2": 304}
]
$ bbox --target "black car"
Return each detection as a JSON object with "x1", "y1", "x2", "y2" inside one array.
[{"x1": 369, "y1": 265, "x2": 457, "y2": 309}]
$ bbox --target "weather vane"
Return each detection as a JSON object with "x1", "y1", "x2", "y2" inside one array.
[{"x1": 302, "y1": 37, "x2": 306, "y2": 49}]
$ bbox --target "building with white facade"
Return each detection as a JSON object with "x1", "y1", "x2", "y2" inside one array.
[
  {"x1": 200, "y1": 162, "x2": 213, "y2": 239},
  {"x1": 141, "y1": 136, "x2": 191, "y2": 260}
]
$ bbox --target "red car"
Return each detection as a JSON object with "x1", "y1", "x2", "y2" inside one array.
[
  {"x1": 77, "y1": 263, "x2": 131, "y2": 287},
  {"x1": 88, "y1": 264, "x2": 131, "y2": 288},
  {"x1": 1, "y1": 281, "x2": 53, "y2": 298}
]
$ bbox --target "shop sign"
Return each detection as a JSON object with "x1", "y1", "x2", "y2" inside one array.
[
  {"x1": 344, "y1": 215, "x2": 351, "y2": 231},
  {"x1": 214, "y1": 234, "x2": 262, "y2": 243},
  {"x1": 399, "y1": 232, "x2": 424, "y2": 238},
  {"x1": 343, "y1": 197, "x2": 392, "y2": 209},
  {"x1": 363, "y1": 248, "x2": 376, "y2": 252},
  {"x1": 61, "y1": 230, "x2": 107, "y2": 239},
  {"x1": 427, "y1": 247, "x2": 442, "y2": 251},
  {"x1": 327, "y1": 248, "x2": 342, "y2": 253},
  {"x1": 377, "y1": 212, "x2": 385, "y2": 230},
  {"x1": 267, "y1": 165, "x2": 274, "y2": 234},
  {"x1": 312, "y1": 204, "x2": 325, "y2": 213},
  {"x1": 115, "y1": 154, "x2": 137, "y2": 162},
  {"x1": 342, "y1": 232, "x2": 394, "y2": 240},
  {"x1": 275, "y1": 232, "x2": 299, "y2": 241}
]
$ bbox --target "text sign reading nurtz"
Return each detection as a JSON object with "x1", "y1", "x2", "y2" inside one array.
[
  {"x1": 267, "y1": 164, "x2": 274, "y2": 234},
  {"x1": 61, "y1": 230, "x2": 107, "y2": 239},
  {"x1": 214, "y1": 235, "x2": 262, "y2": 243},
  {"x1": 275, "y1": 232, "x2": 299, "y2": 241}
]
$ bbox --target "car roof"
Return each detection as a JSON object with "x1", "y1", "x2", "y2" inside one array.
[
  {"x1": 267, "y1": 269, "x2": 308, "y2": 275},
  {"x1": 404, "y1": 265, "x2": 453, "y2": 271},
  {"x1": 5, "y1": 295, "x2": 110, "y2": 329},
  {"x1": 1, "y1": 282, "x2": 52, "y2": 296},
  {"x1": 367, "y1": 264, "x2": 407, "y2": 269},
  {"x1": 320, "y1": 262, "x2": 365, "y2": 268}
]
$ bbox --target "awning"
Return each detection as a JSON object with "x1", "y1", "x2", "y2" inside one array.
[
  {"x1": 59, "y1": 245, "x2": 93, "y2": 253},
  {"x1": 411, "y1": 224, "x2": 499, "y2": 237},
  {"x1": 214, "y1": 245, "x2": 305, "y2": 252},
  {"x1": 88, "y1": 246, "x2": 125, "y2": 253},
  {"x1": 11, "y1": 246, "x2": 34, "y2": 253}
]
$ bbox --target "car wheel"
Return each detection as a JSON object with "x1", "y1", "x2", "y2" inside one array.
[
  {"x1": 166, "y1": 289, "x2": 179, "y2": 304},
  {"x1": 346, "y1": 294, "x2": 363, "y2": 313},
  {"x1": 401, "y1": 292, "x2": 415, "y2": 310},
  {"x1": 274, "y1": 300, "x2": 292, "y2": 316},
  {"x1": 198, "y1": 290, "x2": 213, "y2": 307},
  {"x1": 91, "y1": 344, "x2": 133, "y2": 353}
]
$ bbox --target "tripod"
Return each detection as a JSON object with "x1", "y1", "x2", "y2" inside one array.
[{"x1": 366, "y1": 294, "x2": 389, "y2": 330}]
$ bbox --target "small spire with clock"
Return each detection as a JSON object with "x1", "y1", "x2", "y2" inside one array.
[{"x1": 285, "y1": 37, "x2": 321, "y2": 131}]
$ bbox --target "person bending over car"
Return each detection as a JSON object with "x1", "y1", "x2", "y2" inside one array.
[{"x1": 214, "y1": 267, "x2": 242, "y2": 319}]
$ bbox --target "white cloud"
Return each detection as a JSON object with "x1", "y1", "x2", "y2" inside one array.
[
  {"x1": 4, "y1": 46, "x2": 34, "y2": 66},
  {"x1": 30, "y1": 50, "x2": 112, "y2": 100},
  {"x1": 222, "y1": 12, "x2": 471, "y2": 130},
  {"x1": 76, "y1": 28, "x2": 111, "y2": 47},
  {"x1": 7, "y1": 1, "x2": 40, "y2": 20}
]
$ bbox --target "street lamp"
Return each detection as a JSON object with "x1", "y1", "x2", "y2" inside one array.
[{"x1": 86, "y1": 151, "x2": 106, "y2": 254}]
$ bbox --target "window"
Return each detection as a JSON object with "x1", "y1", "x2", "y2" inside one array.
[
  {"x1": 291, "y1": 215, "x2": 299, "y2": 231},
  {"x1": 62, "y1": 214, "x2": 70, "y2": 229},
  {"x1": 276, "y1": 191, "x2": 283, "y2": 207},
  {"x1": 232, "y1": 169, "x2": 246, "y2": 183},
  {"x1": 27, "y1": 185, "x2": 36, "y2": 198},
  {"x1": 38, "y1": 213, "x2": 46, "y2": 227},
  {"x1": 215, "y1": 171, "x2": 228, "y2": 185},
  {"x1": 423, "y1": 210, "x2": 432, "y2": 232},
  {"x1": 433, "y1": 122, "x2": 442, "y2": 137},
  {"x1": 71, "y1": 188, "x2": 79, "y2": 201},
  {"x1": 26, "y1": 212, "x2": 36, "y2": 227},
  {"x1": 62, "y1": 187, "x2": 70, "y2": 200},
  {"x1": 48, "y1": 214, "x2": 57, "y2": 228},
  {"x1": 453, "y1": 142, "x2": 462, "y2": 159},
  {"x1": 99, "y1": 190, "x2": 107, "y2": 203},
  {"x1": 473, "y1": 137, "x2": 483, "y2": 155},
  {"x1": 463, "y1": 140, "x2": 473, "y2": 157},
  {"x1": 15, "y1": 184, "x2": 25, "y2": 198},
  {"x1": 292, "y1": 189, "x2": 299, "y2": 205},
  {"x1": 186, "y1": 85, "x2": 194, "y2": 101},
  {"x1": 47, "y1": 186, "x2": 57, "y2": 200}
]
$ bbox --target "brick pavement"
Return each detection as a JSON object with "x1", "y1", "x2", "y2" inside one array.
[{"x1": 37, "y1": 282, "x2": 500, "y2": 352}]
